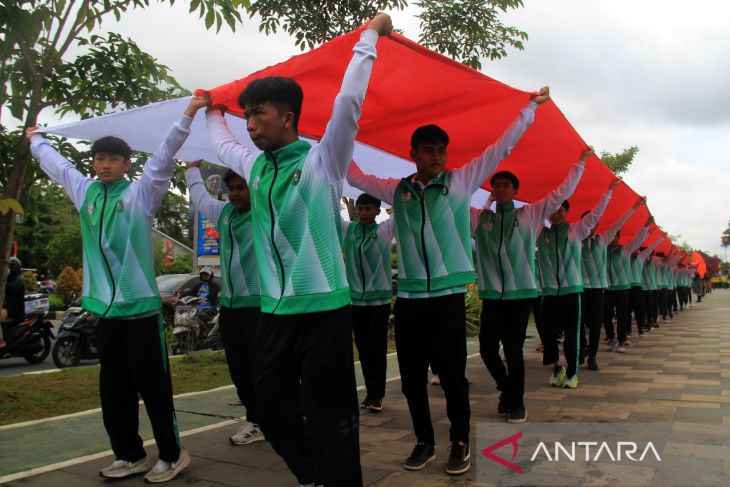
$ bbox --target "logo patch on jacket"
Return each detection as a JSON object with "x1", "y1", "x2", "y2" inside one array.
[
  {"x1": 402, "y1": 191, "x2": 412, "y2": 201},
  {"x1": 291, "y1": 169, "x2": 301, "y2": 186},
  {"x1": 87, "y1": 204, "x2": 94, "y2": 215},
  {"x1": 253, "y1": 176, "x2": 260, "y2": 190},
  {"x1": 115, "y1": 201, "x2": 124, "y2": 213},
  {"x1": 482, "y1": 222, "x2": 493, "y2": 231}
]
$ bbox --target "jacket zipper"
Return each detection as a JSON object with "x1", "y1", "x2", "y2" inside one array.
[
  {"x1": 357, "y1": 223, "x2": 367, "y2": 301},
  {"x1": 99, "y1": 185, "x2": 116, "y2": 317},
  {"x1": 497, "y1": 205, "x2": 505, "y2": 299},
  {"x1": 417, "y1": 186, "x2": 432, "y2": 292},
  {"x1": 267, "y1": 152, "x2": 286, "y2": 313},
  {"x1": 227, "y1": 212, "x2": 235, "y2": 308}
]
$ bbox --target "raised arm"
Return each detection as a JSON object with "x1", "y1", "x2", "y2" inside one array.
[
  {"x1": 206, "y1": 108, "x2": 258, "y2": 181},
  {"x1": 26, "y1": 128, "x2": 94, "y2": 211},
  {"x1": 623, "y1": 215, "x2": 653, "y2": 256},
  {"x1": 314, "y1": 14, "x2": 392, "y2": 184},
  {"x1": 184, "y1": 162, "x2": 228, "y2": 223},
  {"x1": 346, "y1": 160, "x2": 399, "y2": 205},
  {"x1": 599, "y1": 194, "x2": 645, "y2": 246},
  {"x1": 451, "y1": 96, "x2": 543, "y2": 194},
  {"x1": 377, "y1": 213, "x2": 396, "y2": 242},
  {"x1": 522, "y1": 148, "x2": 592, "y2": 231},
  {"x1": 571, "y1": 174, "x2": 621, "y2": 241},
  {"x1": 638, "y1": 234, "x2": 664, "y2": 261}
]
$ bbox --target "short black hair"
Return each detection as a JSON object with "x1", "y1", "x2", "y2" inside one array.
[
  {"x1": 561, "y1": 200, "x2": 570, "y2": 211},
  {"x1": 490, "y1": 171, "x2": 520, "y2": 190},
  {"x1": 656, "y1": 252, "x2": 665, "y2": 257},
  {"x1": 223, "y1": 170, "x2": 246, "y2": 187},
  {"x1": 238, "y1": 76, "x2": 303, "y2": 130},
  {"x1": 91, "y1": 136, "x2": 131, "y2": 160},
  {"x1": 356, "y1": 193, "x2": 381, "y2": 208},
  {"x1": 580, "y1": 210, "x2": 590, "y2": 219},
  {"x1": 410, "y1": 124, "x2": 449, "y2": 150}
]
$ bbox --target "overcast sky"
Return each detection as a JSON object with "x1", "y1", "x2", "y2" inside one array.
[{"x1": 36, "y1": 0, "x2": 730, "y2": 257}]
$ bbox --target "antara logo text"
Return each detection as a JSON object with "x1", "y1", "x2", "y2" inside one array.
[{"x1": 482, "y1": 432, "x2": 662, "y2": 473}]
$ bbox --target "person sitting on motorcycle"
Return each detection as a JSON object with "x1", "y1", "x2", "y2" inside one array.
[
  {"x1": 188, "y1": 267, "x2": 219, "y2": 310},
  {"x1": 1, "y1": 257, "x2": 26, "y2": 348}
]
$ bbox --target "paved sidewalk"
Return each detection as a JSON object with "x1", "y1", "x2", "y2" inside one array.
[{"x1": 2, "y1": 290, "x2": 728, "y2": 486}]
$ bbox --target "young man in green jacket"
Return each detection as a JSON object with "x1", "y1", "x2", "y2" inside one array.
[
  {"x1": 348, "y1": 87, "x2": 550, "y2": 474},
  {"x1": 580, "y1": 195, "x2": 644, "y2": 370},
  {"x1": 26, "y1": 97, "x2": 208, "y2": 483},
  {"x1": 603, "y1": 217, "x2": 652, "y2": 352},
  {"x1": 203, "y1": 14, "x2": 393, "y2": 486},
  {"x1": 342, "y1": 193, "x2": 395, "y2": 412},
  {"x1": 470, "y1": 148, "x2": 592, "y2": 423},
  {"x1": 537, "y1": 175, "x2": 615, "y2": 390},
  {"x1": 184, "y1": 161, "x2": 263, "y2": 447},
  {"x1": 627, "y1": 225, "x2": 662, "y2": 338}
]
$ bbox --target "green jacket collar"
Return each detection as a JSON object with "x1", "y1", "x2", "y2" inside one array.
[
  {"x1": 496, "y1": 201, "x2": 515, "y2": 212},
  {"x1": 264, "y1": 139, "x2": 311, "y2": 168}
]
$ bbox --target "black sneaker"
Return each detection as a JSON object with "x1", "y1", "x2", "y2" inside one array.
[
  {"x1": 367, "y1": 398, "x2": 383, "y2": 412},
  {"x1": 497, "y1": 393, "x2": 508, "y2": 416},
  {"x1": 446, "y1": 441, "x2": 470, "y2": 475},
  {"x1": 587, "y1": 357, "x2": 599, "y2": 371},
  {"x1": 360, "y1": 397, "x2": 371, "y2": 409},
  {"x1": 507, "y1": 405, "x2": 527, "y2": 424},
  {"x1": 403, "y1": 443, "x2": 436, "y2": 471}
]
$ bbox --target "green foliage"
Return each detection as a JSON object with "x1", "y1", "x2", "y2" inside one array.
[
  {"x1": 721, "y1": 221, "x2": 730, "y2": 248},
  {"x1": 416, "y1": 0, "x2": 528, "y2": 69},
  {"x1": 21, "y1": 271, "x2": 38, "y2": 293},
  {"x1": 163, "y1": 252, "x2": 194, "y2": 274},
  {"x1": 47, "y1": 293, "x2": 65, "y2": 310},
  {"x1": 464, "y1": 285, "x2": 482, "y2": 336},
  {"x1": 156, "y1": 192, "x2": 193, "y2": 248},
  {"x1": 55, "y1": 266, "x2": 81, "y2": 305},
  {"x1": 600, "y1": 146, "x2": 639, "y2": 175},
  {"x1": 250, "y1": 0, "x2": 526, "y2": 69}
]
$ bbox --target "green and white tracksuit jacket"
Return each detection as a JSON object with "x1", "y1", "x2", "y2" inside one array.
[
  {"x1": 342, "y1": 217, "x2": 395, "y2": 306},
  {"x1": 185, "y1": 168, "x2": 260, "y2": 309},
  {"x1": 606, "y1": 226, "x2": 649, "y2": 291},
  {"x1": 677, "y1": 268, "x2": 693, "y2": 288},
  {"x1": 629, "y1": 236, "x2": 664, "y2": 288},
  {"x1": 652, "y1": 256, "x2": 669, "y2": 290},
  {"x1": 639, "y1": 238, "x2": 665, "y2": 290},
  {"x1": 207, "y1": 29, "x2": 380, "y2": 315},
  {"x1": 469, "y1": 160, "x2": 586, "y2": 300},
  {"x1": 347, "y1": 101, "x2": 538, "y2": 299},
  {"x1": 537, "y1": 190, "x2": 612, "y2": 296},
  {"x1": 581, "y1": 205, "x2": 637, "y2": 290},
  {"x1": 31, "y1": 116, "x2": 192, "y2": 319}
]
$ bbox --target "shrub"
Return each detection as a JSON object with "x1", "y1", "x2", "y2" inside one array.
[
  {"x1": 21, "y1": 271, "x2": 39, "y2": 293},
  {"x1": 47, "y1": 294, "x2": 66, "y2": 310},
  {"x1": 55, "y1": 266, "x2": 82, "y2": 306}
]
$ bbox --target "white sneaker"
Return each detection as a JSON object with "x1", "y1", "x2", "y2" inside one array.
[
  {"x1": 562, "y1": 375, "x2": 579, "y2": 389},
  {"x1": 430, "y1": 374, "x2": 440, "y2": 385},
  {"x1": 99, "y1": 457, "x2": 151, "y2": 479},
  {"x1": 144, "y1": 449, "x2": 191, "y2": 483},
  {"x1": 605, "y1": 338, "x2": 618, "y2": 352},
  {"x1": 549, "y1": 367, "x2": 566, "y2": 387},
  {"x1": 230, "y1": 422, "x2": 265, "y2": 445}
]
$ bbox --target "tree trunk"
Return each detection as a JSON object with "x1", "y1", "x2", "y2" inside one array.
[
  {"x1": 342, "y1": 196, "x2": 357, "y2": 222},
  {"x1": 0, "y1": 137, "x2": 33, "y2": 305}
]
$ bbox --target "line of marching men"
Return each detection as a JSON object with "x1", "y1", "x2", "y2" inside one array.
[{"x1": 26, "y1": 12, "x2": 700, "y2": 486}]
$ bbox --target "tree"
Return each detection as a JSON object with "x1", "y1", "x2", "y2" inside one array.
[
  {"x1": 600, "y1": 146, "x2": 639, "y2": 175},
  {"x1": 55, "y1": 265, "x2": 81, "y2": 305},
  {"x1": 0, "y1": 0, "x2": 245, "y2": 303},
  {"x1": 721, "y1": 220, "x2": 730, "y2": 249}
]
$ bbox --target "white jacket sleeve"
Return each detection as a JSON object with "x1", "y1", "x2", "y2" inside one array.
[
  {"x1": 346, "y1": 161, "x2": 399, "y2": 205},
  {"x1": 30, "y1": 137, "x2": 94, "y2": 211},
  {"x1": 206, "y1": 109, "x2": 259, "y2": 181},
  {"x1": 622, "y1": 225, "x2": 650, "y2": 256},
  {"x1": 637, "y1": 236, "x2": 664, "y2": 261},
  {"x1": 311, "y1": 29, "x2": 379, "y2": 184},
  {"x1": 137, "y1": 115, "x2": 193, "y2": 216},
  {"x1": 599, "y1": 205, "x2": 637, "y2": 247},
  {"x1": 469, "y1": 207, "x2": 483, "y2": 236},
  {"x1": 570, "y1": 188, "x2": 612, "y2": 241},
  {"x1": 522, "y1": 160, "x2": 586, "y2": 232},
  {"x1": 377, "y1": 214, "x2": 396, "y2": 242},
  {"x1": 185, "y1": 168, "x2": 227, "y2": 223},
  {"x1": 450, "y1": 101, "x2": 537, "y2": 194}
]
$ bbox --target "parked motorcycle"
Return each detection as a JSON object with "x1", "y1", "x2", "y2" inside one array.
[
  {"x1": 52, "y1": 305, "x2": 99, "y2": 368},
  {"x1": 0, "y1": 310, "x2": 55, "y2": 363},
  {"x1": 170, "y1": 296, "x2": 220, "y2": 355}
]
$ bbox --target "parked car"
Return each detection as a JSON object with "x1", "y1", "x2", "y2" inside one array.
[{"x1": 156, "y1": 273, "x2": 221, "y2": 328}]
